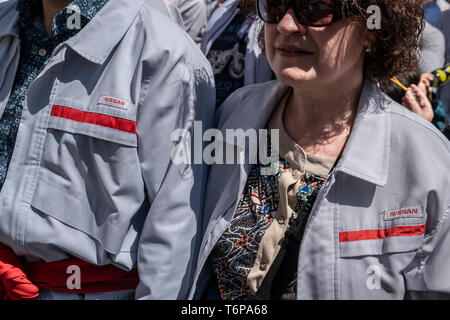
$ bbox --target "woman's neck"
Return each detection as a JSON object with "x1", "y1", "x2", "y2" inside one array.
[
  {"x1": 41, "y1": 0, "x2": 73, "y2": 36},
  {"x1": 283, "y1": 75, "x2": 364, "y2": 157}
]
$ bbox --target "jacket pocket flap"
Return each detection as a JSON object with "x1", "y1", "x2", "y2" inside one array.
[
  {"x1": 30, "y1": 177, "x2": 129, "y2": 255},
  {"x1": 48, "y1": 105, "x2": 137, "y2": 147}
]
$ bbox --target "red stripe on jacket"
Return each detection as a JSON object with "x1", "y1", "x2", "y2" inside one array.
[
  {"x1": 339, "y1": 224, "x2": 426, "y2": 242},
  {"x1": 51, "y1": 105, "x2": 137, "y2": 134}
]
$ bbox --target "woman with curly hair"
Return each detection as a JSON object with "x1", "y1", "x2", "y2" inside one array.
[{"x1": 189, "y1": 0, "x2": 450, "y2": 300}]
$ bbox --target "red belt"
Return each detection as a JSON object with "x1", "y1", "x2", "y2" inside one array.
[{"x1": 0, "y1": 243, "x2": 139, "y2": 300}]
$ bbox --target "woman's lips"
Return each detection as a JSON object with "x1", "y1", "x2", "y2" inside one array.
[{"x1": 277, "y1": 46, "x2": 313, "y2": 57}]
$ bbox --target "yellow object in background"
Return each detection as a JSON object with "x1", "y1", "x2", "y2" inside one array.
[
  {"x1": 431, "y1": 64, "x2": 450, "y2": 87},
  {"x1": 390, "y1": 77, "x2": 408, "y2": 92}
]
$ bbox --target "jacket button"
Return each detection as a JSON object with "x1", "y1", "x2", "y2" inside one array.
[
  {"x1": 260, "y1": 263, "x2": 267, "y2": 271},
  {"x1": 278, "y1": 216, "x2": 286, "y2": 225},
  {"x1": 38, "y1": 48, "x2": 47, "y2": 57}
]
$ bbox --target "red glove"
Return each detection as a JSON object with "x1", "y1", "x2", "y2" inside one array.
[{"x1": 0, "y1": 244, "x2": 39, "y2": 300}]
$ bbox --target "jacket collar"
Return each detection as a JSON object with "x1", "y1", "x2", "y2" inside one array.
[
  {"x1": 336, "y1": 79, "x2": 391, "y2": 186},
  {"x1": 65, "y1": 0, "x2": 145, "y2": 64},
  {"x1": 0, "y1": 0, "x2": 145, "y2": 64},
  {"x1": 219, "y1": 79, "x2": 392, "y2": 186},
  {"x1": 0, "y1": 0, "x2": 20, "y2": 38},
  {"x1": 218, "y1": 80, "x2": 289, "y2": 135}
]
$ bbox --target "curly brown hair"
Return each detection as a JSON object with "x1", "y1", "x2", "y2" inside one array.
[{"x1": 241, "y1": 0, "x2": 425, "y2": 82}]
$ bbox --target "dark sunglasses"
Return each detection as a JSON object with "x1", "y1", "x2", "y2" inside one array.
[{"x1": 256, "y1": 0, "x2": 357, "y2": 27}]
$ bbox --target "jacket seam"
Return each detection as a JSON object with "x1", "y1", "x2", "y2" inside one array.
[
  {"x1": 334, "y1": 173, "x2": 342, "y2": 300},
  {"x1": 416, "y1": 204, "x2": 450, "y2": 275},
  {"x1": 426, "y1": 204, "x2": 450, "y2": 238},
  {"x1": 389, "y1": 109, "x2": 450, "y2": 151},
  {"x1": 20, "y1": 62, "x2": 65, "y2": 246},
  {"x1": 137, "y1": 77, "x2": 152, "y2": 115},
  {"x1": 68, "y1": 2, "x2": 145, "y2": 64}
]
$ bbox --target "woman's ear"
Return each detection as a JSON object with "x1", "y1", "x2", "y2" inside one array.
[{"x1": 364, "y1": 31, "x2": 376, "y2": 53}]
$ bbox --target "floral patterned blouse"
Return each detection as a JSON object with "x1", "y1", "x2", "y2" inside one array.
[{"x1": 209, "y1": 91, "x2": 337, "y2": 300}]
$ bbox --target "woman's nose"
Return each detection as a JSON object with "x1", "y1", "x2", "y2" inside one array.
[{"x1": 277, "y1": 9, "x2": 307, "y2": 35}]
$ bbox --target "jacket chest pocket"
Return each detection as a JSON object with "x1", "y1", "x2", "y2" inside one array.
[
  {"x1": 337, "y1": 214, "x2": 427, "y2": 299},
  {"x1": 30, "y1": 102, "x2": 144, "y2": 255}
]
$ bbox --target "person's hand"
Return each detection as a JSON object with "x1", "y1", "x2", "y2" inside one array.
[
  {"x1": 402, "y1": 84, "x2": 434, "y2": 122},
  {"x1": 418, "y1": 73, "x2": 434, "y2": 101}
]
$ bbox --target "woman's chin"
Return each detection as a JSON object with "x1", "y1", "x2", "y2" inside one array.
[{"x1": 276, "y1": 67, "x2": 319, "y2": 86}]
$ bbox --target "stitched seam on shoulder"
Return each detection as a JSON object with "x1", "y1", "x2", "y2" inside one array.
[{"x1": 389, "y1": 109, "x2": 450, "y2": 150}]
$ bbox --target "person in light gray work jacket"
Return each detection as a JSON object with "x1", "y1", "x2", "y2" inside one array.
[
  {"x1": 189, "y1": 0, "x2": 450, "y2": 300},
  {"x1": 0, "y1": 0, "x2": 215, "y2": 300}
]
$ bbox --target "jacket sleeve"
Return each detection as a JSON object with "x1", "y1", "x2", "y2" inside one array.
[
  {"x1": 134, "y1": 43, "x2": 215, "y2": 299},
  {"x1": 401, "y1": 127, "x2": 450, "y2": 299},
  {"x1": 176, "y1": 0, "x2": 208, "y2": 44},
  {"x1": 403, "y1": 161, "x2": 450, "y2": 300},
  {"x1": 404, "y1": 209, "x2": 450, "y2": 299}
]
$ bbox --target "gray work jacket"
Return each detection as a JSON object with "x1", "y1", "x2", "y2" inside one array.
[
  {"x1": 0, "y1": 0, "x2": 215, "y2": 299},
  {"x1": 145, "y1": 0, "x2": 185, "y2": 30},
  {"x1": 189, "y1": 79, "x2": 450, "y2": 299}
]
